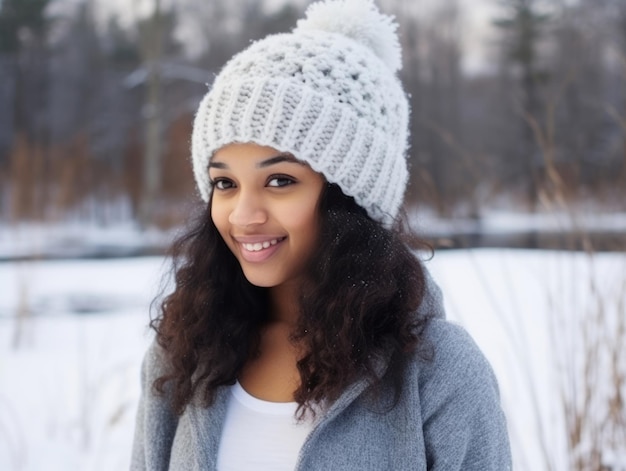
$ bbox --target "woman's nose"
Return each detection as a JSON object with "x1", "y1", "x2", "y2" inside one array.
[{"x1": 228, "y1": 191, "x2": 267, "y2": 227}]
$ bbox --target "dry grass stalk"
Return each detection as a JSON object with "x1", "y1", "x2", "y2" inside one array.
[{"x1": 526, "y1": 70, "x2": 626, "y2": 469}]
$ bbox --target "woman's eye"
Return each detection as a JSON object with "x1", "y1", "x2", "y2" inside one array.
[
  {"x1": 212, "y1": 178, "x2": 234, "y2": 190},
  {"x1": 267, "y1": 175, "x2": 296, "y2": 187}
]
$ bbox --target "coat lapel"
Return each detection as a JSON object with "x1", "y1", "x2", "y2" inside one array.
[{"x1": 187, "y1": 386, "x2": 230, "y2": 470}]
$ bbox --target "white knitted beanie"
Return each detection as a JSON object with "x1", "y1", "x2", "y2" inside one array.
[{"x1": 192, "y1": 0, "x2": 409, "y2": 226}]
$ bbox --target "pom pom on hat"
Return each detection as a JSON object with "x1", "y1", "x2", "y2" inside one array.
[{"x1": 295, "y1": 0, "x2": 402, "y2": 72}]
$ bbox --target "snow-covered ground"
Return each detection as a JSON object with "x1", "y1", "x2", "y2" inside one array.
[
  {"x1": 1, "y1": 249, "x2": 625, "y2": 470},
  {"x1": 0, "y1": 223, "x2": 176, "y2": 260},
  {"x1": 411, "y1": 208, "x2": 626, "y2": 236}
]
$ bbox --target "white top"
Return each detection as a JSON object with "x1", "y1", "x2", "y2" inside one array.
[{"x1": 216, "y1": 382, "x2": 314, "y2": 471}]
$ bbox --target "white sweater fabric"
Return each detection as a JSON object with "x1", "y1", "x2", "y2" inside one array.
[{"x1": 216, "y1": 382, "x2": 313, "y2": 470}]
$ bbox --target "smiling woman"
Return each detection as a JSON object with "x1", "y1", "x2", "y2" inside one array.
[
  {"x1": 209, "y1": 143, "x2": 325, "y2": 292},
  {"x1": 130, "y1": 1, "x2": 511, "y2": 470}
]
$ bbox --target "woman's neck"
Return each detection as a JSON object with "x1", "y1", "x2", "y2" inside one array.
[
  {"x1": 239, "y1": 282, "x2": 304, "y2": 402},
  {"x1": 268, "y1": 282, "x2": 301, "y2": 326}
]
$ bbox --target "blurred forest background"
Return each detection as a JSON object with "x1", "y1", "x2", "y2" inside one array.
[
  {"x1": 1, "y1": 0, "x2": 625, "y2": 243},
  {"x1": 1, "y1": 2, "x2": 625, "y2": 468}
]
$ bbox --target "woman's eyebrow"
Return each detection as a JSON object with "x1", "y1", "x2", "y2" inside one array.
[
  {"x1": 208, "y1": 154, "x2": 303, "y2": 170},
  {"x1": 257, "y1": 154, "x2": 302, "y2": 168},
  {"x1": 208, "y1": 161, "x2": 227, "y2": 169}
]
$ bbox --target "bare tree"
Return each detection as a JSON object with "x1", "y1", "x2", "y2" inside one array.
[
  {"x1": 0, "y1": 0, "x2": 50, "y2": 220},
  {"x1": 137, "y1": 0, "x2": 164, "y2": 227}
]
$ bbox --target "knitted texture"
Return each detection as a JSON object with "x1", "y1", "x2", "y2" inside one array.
[{"x1": 191, "y1": 0, "x2": 410, "y2": 225}]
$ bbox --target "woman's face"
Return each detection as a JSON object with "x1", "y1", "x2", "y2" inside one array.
[{"x1": 209, "y1": 142, "x2": 325, "y2": 289}]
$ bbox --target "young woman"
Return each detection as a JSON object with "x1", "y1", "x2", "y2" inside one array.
[{"x1": 131, "y1": 1, "x2": 512, "y2": 469}]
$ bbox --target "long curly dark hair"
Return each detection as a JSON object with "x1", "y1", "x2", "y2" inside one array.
[{"x1": 151, "y1": 183, "x2": 432, "y2": 416}]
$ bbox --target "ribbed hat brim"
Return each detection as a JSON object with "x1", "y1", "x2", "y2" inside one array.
[{"x1": 192, "y1": 77, "x2": 408, "y2": 226}]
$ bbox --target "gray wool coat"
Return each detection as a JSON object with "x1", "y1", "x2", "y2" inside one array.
[{"x1": 130, "y1": 274, "x2": 512, "y2": 470}]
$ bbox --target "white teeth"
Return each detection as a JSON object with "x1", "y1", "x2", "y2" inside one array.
[{"x1": 242, "y1": 238, "x2": 282, "y2": 252}]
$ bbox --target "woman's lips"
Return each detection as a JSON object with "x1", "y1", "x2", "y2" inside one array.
[{"x1": 235, "y1": 236, "x2": 286, "y2": 263}]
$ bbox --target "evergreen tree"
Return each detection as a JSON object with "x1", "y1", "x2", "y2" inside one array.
[
  {"x1": 0, "y1": 0, "x2": 49, "y2": 53},
  {"x1": 494, "y1": 0, "x2": 550, "y2": 210}
]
